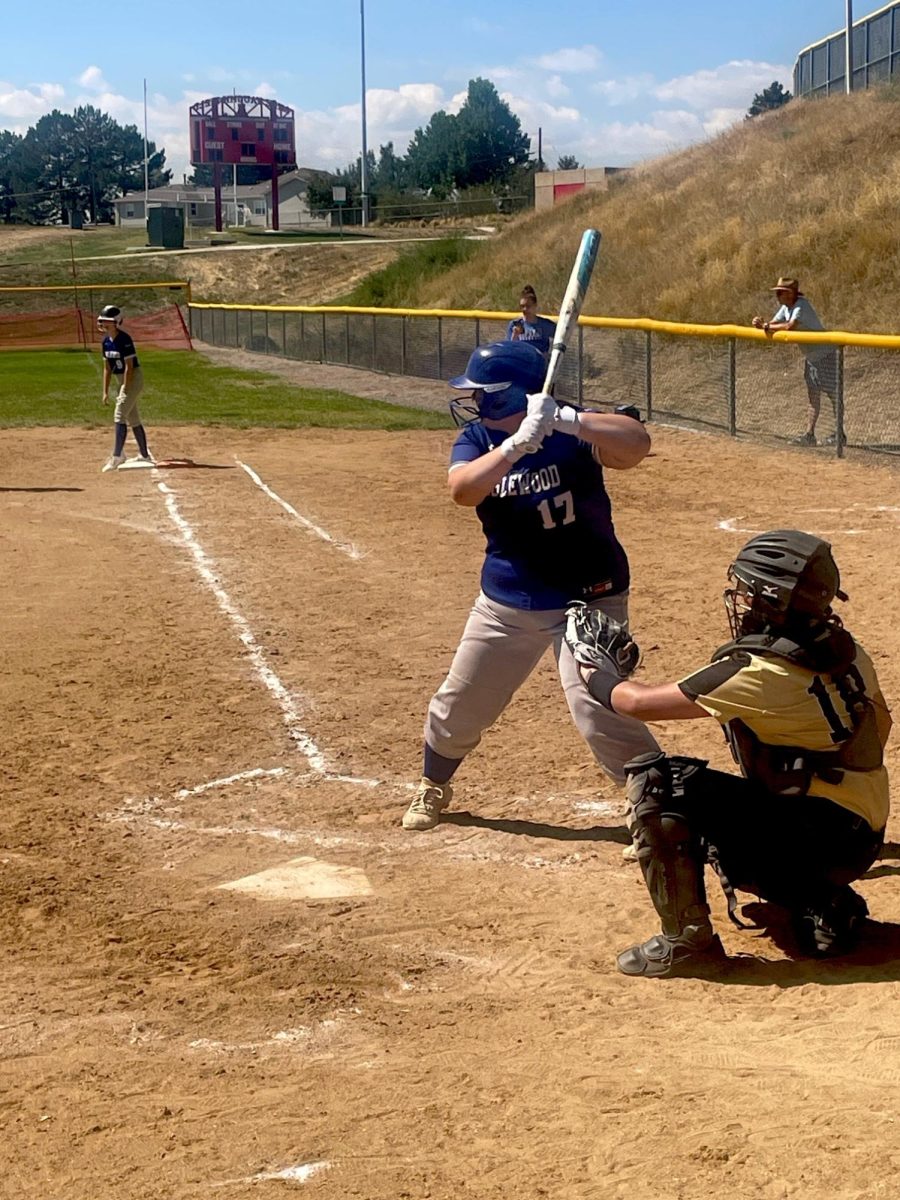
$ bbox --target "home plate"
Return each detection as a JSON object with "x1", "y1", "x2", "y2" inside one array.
[{"x1": 217, "y1": 856, "x2": 373, "y2": 900}]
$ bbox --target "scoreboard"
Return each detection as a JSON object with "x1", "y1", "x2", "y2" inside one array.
[{"x1": 189, "y1": 95, "x2": 296, "y2": 169}]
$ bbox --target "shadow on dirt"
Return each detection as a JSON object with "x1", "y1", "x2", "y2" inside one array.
[
  {"x1": 442, "y1": 811, "x2": 630, "y2": 845},
  {"x1": 442, "y1": 815, "x2": 900, "y2": 985},
  {"x1": 711, "y1": 908, "x2": 900, "y2": 987},
  {"x1": 0, "y1": 486, "x2": 84, "y2": 493}
]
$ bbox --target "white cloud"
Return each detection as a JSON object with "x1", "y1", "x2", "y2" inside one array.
[
  {"x1": 545, "y1": 75, "x2": 571, "y2": 99},
  {"x1": 654, "y1": 60, "x2": 790, "y2": 109},
  {"x1": 0, "y1": 81, "x2": 65, "y2": 123},
  {"x1": 530, "y1": 45, "x2": 602, "y2": 73},
  {"x1": 254, "y1": 81, "x2": 277, "y2": 98},
  {"x1": 78, "y1": 65, "x2": 107, "y2": 91},
  {"x1": 591, "y1": 74, "x2": 655, "y2": 106},
  {"x1": 702, "y1": 106, "x2": 746, "y2": 135}
]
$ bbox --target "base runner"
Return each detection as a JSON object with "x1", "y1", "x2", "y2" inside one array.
[{"x1": 98, "y1": 305, "x2": 154, "y2": 472}]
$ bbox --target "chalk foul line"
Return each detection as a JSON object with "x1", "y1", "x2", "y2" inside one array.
[
  {"x1": 236, "y1": 459, "x2": 364, "y2": 560},
  {"x1": 157, "y1": 479, "x2": 376, "y2": 785}
]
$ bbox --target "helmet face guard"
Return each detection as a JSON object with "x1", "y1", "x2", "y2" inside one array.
[{"x1": 449, "y1": 341, "x2": 546, "y2": 423}]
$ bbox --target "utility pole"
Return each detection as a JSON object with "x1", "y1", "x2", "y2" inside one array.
[
  {"x1": 845, "y1": 1, "x2": 854, "y2": 93},
  {"x1": 143, "y1": 78, "x2": 150, "y2": 229},
  {"x1": 359, "y1": 0, "x2": 369, "y2": 228}
]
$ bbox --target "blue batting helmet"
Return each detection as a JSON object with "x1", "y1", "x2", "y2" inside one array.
[{"x1": 449, "y1": 341, "x2": 546, "y2": 423}]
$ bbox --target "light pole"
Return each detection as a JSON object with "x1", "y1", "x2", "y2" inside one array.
[
  {"x1": 360, "y1": 0, "x2": 369, "y2": 228},
  {"x1": 845, "y1": 1, "x2": 853, "y2": 94}
]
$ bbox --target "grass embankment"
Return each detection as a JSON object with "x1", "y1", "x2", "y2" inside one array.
[
  {"x1": 0, "y1": 349, "x2": 450, "y2": 431},
  {"x1": 335, "y1": 237, "x2": 479, "y2": 307},
  {"x1": 408, "y1": 86, "x2": 900, "y2": 334}
]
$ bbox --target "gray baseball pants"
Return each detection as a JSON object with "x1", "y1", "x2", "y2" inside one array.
[
  {"x1": 113, "y1": 367, "x2": 145, "y2": 426},
  {"x1": 424, "y1": 591, "x2": 661, "y2": 785}
]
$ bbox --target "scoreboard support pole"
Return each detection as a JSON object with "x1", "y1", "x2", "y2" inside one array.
[
  {"x1": 213, "y1": 161, "x2": 223, "y2": 233},
  {"x1": 271, "y1": 164, "x2": 280, "y2": 231}
]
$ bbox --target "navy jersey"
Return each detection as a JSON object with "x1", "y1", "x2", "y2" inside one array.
[
  {"x1": 102, "y1": 330, "x2": 139, "y2": 374},
  {"x1": 506, "y1": 315, "x2": 556, "y2": 356},
  {"x1": 450, "y1": 422, "x2": 629, "y2": 610}
]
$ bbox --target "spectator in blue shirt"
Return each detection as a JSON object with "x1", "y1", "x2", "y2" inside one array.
[{"x1": 507, "y1": 285, "x2": 556, "y2": 358}]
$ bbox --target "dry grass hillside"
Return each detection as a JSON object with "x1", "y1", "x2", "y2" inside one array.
[{"x1": 414, "y1": 86, "x2": 900, "y2": 334}]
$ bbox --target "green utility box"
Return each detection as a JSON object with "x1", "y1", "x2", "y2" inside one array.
[{"x1": 147, "y1": 206, "x2": 185, "y2": 249}]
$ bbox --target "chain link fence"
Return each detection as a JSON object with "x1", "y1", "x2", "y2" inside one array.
[{"x1": 189, "y1": 304, "x2": 900, "y2": 461}]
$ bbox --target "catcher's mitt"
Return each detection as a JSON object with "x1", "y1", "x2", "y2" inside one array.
[{"x1": 564, "y1": 602, "x2": 640, "y2": 677}]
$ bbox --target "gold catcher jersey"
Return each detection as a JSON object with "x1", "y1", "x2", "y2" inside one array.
[{"x1": 679, "y1": 646, "x2": 891, "y2": 831}]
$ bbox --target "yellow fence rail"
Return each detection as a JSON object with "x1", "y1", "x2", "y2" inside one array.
[{"x1": 187, "y1": 301, "x2": 900, "y2": 460}]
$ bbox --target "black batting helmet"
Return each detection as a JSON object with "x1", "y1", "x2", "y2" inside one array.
[{"x1": 97, "y1": 305, "x2": 123, "y2": 326}]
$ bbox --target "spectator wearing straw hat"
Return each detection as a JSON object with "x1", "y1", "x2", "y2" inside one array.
[{"x1": 752, "y1": 278, "x2": 839, "y2": 447}]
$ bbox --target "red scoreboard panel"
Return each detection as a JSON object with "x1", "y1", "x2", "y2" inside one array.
[{"x1": 189, "y1": 95, "x2": 296, "y2": 168}]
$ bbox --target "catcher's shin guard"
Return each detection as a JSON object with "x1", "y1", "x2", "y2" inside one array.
[{"x1": 617, "y1": 752, "x2": 724, "y2": 978}]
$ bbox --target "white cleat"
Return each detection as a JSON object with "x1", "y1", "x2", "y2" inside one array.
[
  {"x1": 622, "y1": 842, "x2": 639, "y2": 864},
  {"x1": 402, "y1": 778, "x2": 453, "y2": 832},
  {"x1": 101, "y1": 453, "x2": 126, "y2": 472}
]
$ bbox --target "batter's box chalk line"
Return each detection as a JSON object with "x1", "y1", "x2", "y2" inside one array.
[
  {"x1": 718, "y1": 505, "x2": 900, "y2": 537},
  {"x1": 236, "y1": 459, "x2": 365, "y2": 560},
  {"x1": 214, "y1": 1160, "x2": 332, "y2": 1188}
]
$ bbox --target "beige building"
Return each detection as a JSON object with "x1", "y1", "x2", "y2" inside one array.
[
  {"x1": 112, "y1": 169, "x2": 330, "y2": 230},
  {"x1": 534, "y1": 166, "x2": 630, "y2": 210}
]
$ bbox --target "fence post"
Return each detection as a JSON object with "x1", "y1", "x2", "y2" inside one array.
[
  {"x1": 282, "y1": 311, "x2": 287, "y2": 357},
  {"x1": 728, "y1": 338, "x2": 737, "y2": 436},
  {"x1": 233, "y1": 309, "x2": 239, "y2": 349},
  {"x1": 835, "y1": 346, "x2": 845, "y2": 459},
  {"x1": 475, "y1": 317, "x2": 481, "y2": 348},
  {"x1": 371, "y1": 313, "x2": 377, "y2": 370},
  {"x1": 401, "y1": 316, "x2": 407, "y2": 376},
  {"x1": 437, "y1": 317, "x2": 443, "y2": 380},
  {"x1": 645, "y1": 332, "x2": 653, "y2": 421},
  {"x1": 321, "y1": 312, "x2": 326, "y2": 363},
  {"x1": 264, "y1": 311, "x2": 270, "y2": 355},
  {"x1": 578, "y1": 325, "x2": 584, "y2": 406},
  {"x1": 345, "y1": 312, "x2": 351, "y2": 365}
]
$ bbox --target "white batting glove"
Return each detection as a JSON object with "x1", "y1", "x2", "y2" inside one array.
[
  {"x1": 500, "y1": 411, "x2": 547, "y2": 461},
  {"x1": 526, "y1": 391, "x2": 557, "y2": 422},
  {"x1": 553, "y1": 404, "x2": 581, "y2": 436}
]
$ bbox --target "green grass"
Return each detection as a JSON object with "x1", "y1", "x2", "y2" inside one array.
[
  {"x1": 336, "y1": 236, "x2": 479, "y2": 307},
  {"x1": 0, "y1": 348, "x2": 451, "y2": 431}
]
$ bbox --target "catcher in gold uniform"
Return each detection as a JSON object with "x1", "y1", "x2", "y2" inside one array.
[{"x1": 565, "y1": 530, "x2": 891, "y2": 978}]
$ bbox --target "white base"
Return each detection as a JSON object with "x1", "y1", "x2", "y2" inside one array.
[
  {"x1": 217, "y1": 856, "x2": 373, "y2": 900},
  {"x1": 118, "y1": 457, "x2": 156, "y2": 470}
]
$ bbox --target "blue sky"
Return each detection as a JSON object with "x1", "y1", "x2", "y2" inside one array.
[{"x1": 1, "y1": 1, "x2": 854, "y2": 183}]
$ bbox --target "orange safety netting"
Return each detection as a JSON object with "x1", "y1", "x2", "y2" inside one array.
[{"x1": 0, "y1": 304, "x2": 192, "y2": 351}]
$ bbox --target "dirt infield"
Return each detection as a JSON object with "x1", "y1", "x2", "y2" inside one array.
[{"x1": 3, "y1": 423, "x2": 900, "y2": 1200}]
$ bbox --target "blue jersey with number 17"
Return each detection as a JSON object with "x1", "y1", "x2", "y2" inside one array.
[{"x1": 450, "y1": 422, "x2": 630, "y2": 610}]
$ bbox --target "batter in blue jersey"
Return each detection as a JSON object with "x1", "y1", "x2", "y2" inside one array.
[{"x1": 402, "y1": 340, "x2": 660, "y2": 832}]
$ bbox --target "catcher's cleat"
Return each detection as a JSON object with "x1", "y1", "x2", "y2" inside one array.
[
  {"x1": 101, "y1": 453, "x2": 126, "y2": 472},
  {"x1": 402, "y1": 778, "x2": 453, "y2": 832},
  {"x1": 622, "y1": 842, "x2": 638, "y2": 864},
  {"x1": 616, "y1": 931, "x2": 727, "y2": 978},
  {"x1": 793, "y1": 888, "x2": 869, "y2": 957}
]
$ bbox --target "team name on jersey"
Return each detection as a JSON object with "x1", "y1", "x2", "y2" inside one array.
[{"x1": 492, "y1": 463, "x2": 561, "y2": 498}]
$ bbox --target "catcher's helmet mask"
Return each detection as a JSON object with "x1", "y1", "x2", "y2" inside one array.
[
  {"x1": 449, "y1": 340, "x2": 546, "y2": 425},
  {"x1": 724, "y1": 529, "x2": 848, "y2": 640}
]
